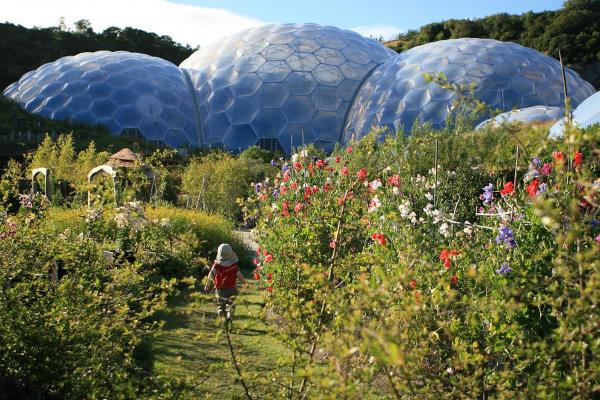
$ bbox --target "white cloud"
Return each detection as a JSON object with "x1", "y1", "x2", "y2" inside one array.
[
  {"x1": 1, "y1": 0, "x2": 267, "y2": 48},
  {"x1": 351, "y1": 24, "x2": 403, "y2": 41}
]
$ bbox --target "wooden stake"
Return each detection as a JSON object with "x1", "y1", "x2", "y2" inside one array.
[{"x1": 433, "y1": 137, "x2": 439, "y2": 206}]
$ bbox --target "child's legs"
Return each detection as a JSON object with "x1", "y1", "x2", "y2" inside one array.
[{"x1": 216, "y1": 287, "x2": 238, "y2": 316}]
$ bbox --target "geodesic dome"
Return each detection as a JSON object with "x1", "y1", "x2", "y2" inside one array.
[
  {"x1": 549, "y1": 91, "x2": 600, "y2": 137},
  {"x1": 343, "y1": 38, "x2": 595, "y2": 143},
  {"x1": 3, "y1": 51, "x2": 199, "y2": 148},
  {"x1": 180, "y1": 23, "x2": 395, "y2": 153},
  {"x1": 476, "y1": 106, "x2": 564, "y2": 129}
]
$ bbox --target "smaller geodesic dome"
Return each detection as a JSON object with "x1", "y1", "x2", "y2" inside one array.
[
  {"x1": 549, "y1": 91, "x2": 600, "y2": 137},
  {"x1": 3, "y1": 51, "x2": 199, "y2": 148},
  {"x1": 476, "y1": 106, "x2": 564, "y2": 129},
  {"x1": 343, "y1": 38, "x2": 595, "y2": 143}
]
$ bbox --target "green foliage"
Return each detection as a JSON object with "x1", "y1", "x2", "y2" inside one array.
[
  {"x1": 181, "y1": 151, "x2": 275, "y2": 221},
  {"x1": 0, "y1": 22, "x2": 194, "y2": 91},
  {"x1": 391, "y1": 0, "x2": 600, "y2": 87}
]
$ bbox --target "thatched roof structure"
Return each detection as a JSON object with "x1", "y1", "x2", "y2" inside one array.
[{"x1": 106, "y1": 148, "x2": 140, "y2": 168}]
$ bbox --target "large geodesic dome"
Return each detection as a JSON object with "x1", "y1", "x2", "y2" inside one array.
[
  {"x1": 180, "y1": 23, "x2": 395, "y2": 153},
  {"x1": 343, "y1": 38, "x2": 596, "y2": 143},
  {"x1": 476, "y1": 106, "x2": 564, "y2": 129},
  {"x1": 549, "y1": 91, "x2": 600, "y2": 137},
  {"x1": 3, "y1": 51, "x2": 199, "y2": 148}
]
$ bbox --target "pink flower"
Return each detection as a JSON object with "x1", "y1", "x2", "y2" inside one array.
[
  {"x1": 294, "y1": 203, "x2": 304, "y2": 213},
  {"x1": 341, "y1": 166, "x2": 349, "y2": 176},
  {"x1": 329, "y1": 240, "x2": 336, "y2": 249},
  {"x1": 253, "y1": 272, "x2": 261, "y2": 280},
  {"x1": 290, "y1": 182, "x2": 298, "y2": 190},
  {"x1": 357, "y1": 168, "x2": 367, "y2": 181},
  {"x1": 264, "y1": 253, "x2": 274, "y2": 263},
  {"x1": 347, "y1": 146, "x2": 353, "y2": 154},
  {"x1": 388, "y1": 175, "x2": 400, "y2": 187},
  {"x1": 316, "y1": 159, "x2": 326, "y2": 168},
  {"x1": 410, "y1": 279, "x2": 417, "y2": 290},
  {"x1": 540, "y1": 163, "x2": 552, "y2": 175}
]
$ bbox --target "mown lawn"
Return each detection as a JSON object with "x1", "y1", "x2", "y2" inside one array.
[{"x1": 151, "y1": 277, "x2": 292, "y2": 399}]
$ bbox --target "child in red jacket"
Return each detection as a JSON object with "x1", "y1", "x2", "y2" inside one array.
[{"x1": 204, "y1": 243, "x2": 247, "y2": 321}]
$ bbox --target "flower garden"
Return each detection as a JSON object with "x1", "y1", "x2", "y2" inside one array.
[{"x1": 0, "y1": 114, "x2": 598, "y2": 398}]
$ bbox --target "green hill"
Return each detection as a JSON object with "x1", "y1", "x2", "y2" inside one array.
[
  {"x1": 386, "y1": 0, "x2": 600, "y2": 88},
  {"x1": 0, "y1": 22, "x2": 195, "y2": 91}
]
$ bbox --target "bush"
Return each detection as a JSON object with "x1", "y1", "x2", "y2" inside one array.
[{"x1": 248, "y1": 125, "x2": 599, "y2": 399}]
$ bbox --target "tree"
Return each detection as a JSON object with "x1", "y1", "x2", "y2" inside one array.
[{"x1": 74, "y1": 19, "x2": 93, "y2": 34}]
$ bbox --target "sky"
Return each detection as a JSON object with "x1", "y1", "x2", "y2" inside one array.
[{"x1": 1, "y1": 0, "x2": 565, "y2": 48}]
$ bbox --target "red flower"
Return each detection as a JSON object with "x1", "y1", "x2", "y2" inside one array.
[
  {"x1": 294, "y1": 162, "x2": 303, "y2": 170},
  {"x1": 308, "y1": 163, "x2": 314, "y2": 173},
  {"x1": 335, "y1": 156, "x2": 341, "y2": 163},
  {"x1": 388, "y1": 175, "x2": 400, "y2": 187},
  {"x1": 253, "y1": 272, "x2": 261, "y2": 280},
  {"x1": 500, "y1": 181, "x2": 514, "y2": 196},
  {"x1": 324, "y1": 183, "x2": 331, "y2": 192},
  {"x1": 280, "y1": 185, "x2": 287, "y2": 195},
  {"x1": 267, "y1": 286, "x2": 273, "y2": 293},
  {"x1": 266, "y1": 272, "x2": 273, "y2": 282},
  {"x1": 444, "y1": 258, "x2": 452, "y2": 269},
  {"x1": 316, "y1": 159, "x2": 326, "y2": 168},
  {"x1": 357, "y1": 168, "x2": 367, "y2": 181},
  {"x1": 439, "y1": 249, "x2": 450, "y2": 261},
  {"x1": 574, "y1": 151, "x2": 583, "y2": 167},
  {"x1": 290, "y1": 182, "x2": 298, "y2": 190},
  {"x1": 253, "y1": 258, "x2": 260, "y2": 266},
  {"x1": 347, "y1": 146, "x2": 353, "y2": 154},
  {"x1": 552, "y1": 151, "x2": 565, "y2": 164},
  {"x1": 410, "y1": 279, "x2": 417, "y2": 290},
  {"x1": 282, "y1": 173, "x2": 290, "y2": 182},
  {"x1": 264, "y1": 253, "x2": 274, "y2": 263},
  {"x1": 526, "y1": 178, "x2": 539, "y2": 199},
  {"x1": 294, "y1": 202, "x2": 304, "y2": 213},
  {"x1": 451, "y1": 274, "x2": 458, "y2": 285},
  {"x1": 371, "y1": 233, "x2": 387, "y2": 246},
  {"x1": 341, "y1": 166, "x2": 349, "y2": 176}
]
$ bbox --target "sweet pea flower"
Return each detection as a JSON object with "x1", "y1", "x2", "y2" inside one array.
[
  {"x1": 368, "y1": 197, "x2": 382, "y2": 213},
  {"x1": 316, "y1": 159, "x2": 326, "y2": 168},
  {"x1": 481, "y1": 183, "x2": 494, "y2": 204},
  {"x1": 574, "y1": 151, "x2": 583, "y2": 167},
  {"x1": 294, "y1": 203, "x2": 304, "y2": 213},
  {"x1": 369, "y1": 179, "x2": 382, "y2": 191},
  {"x1": 540, "y1": 163, "x2": 552, "y2": 175},
  {"x1": 347, "y1": 146, "x2": 353, "y2": 154},
  {"x1": 357, "y1": 168, "x2": 367, "y2": 181},
  {"x1": 264, "y1": 253, "x2": 274, "y2": 263},
  {"x1": 341, "y1": 166, "x2": 349, "y2": 176},
  {"x1": 526, "y1": 179, "x2": 539, "y2": 199},
  {"x1": 451, "y1": 274, "x2": 458, "y2": 285},
  {"x1": 500, "y1": 182, "x2": 514, "y2": 196},
  {"x1": 371, "y1": 233, "x2": 387, "y2": 246},
  {"x1": 496, "y1": 226, "x2": 516, "y2": 248},
  {"x1": 388, "y1": 175, "x2": 400, "y2": 187},
  {"x1": 552, "y1": 151, "x2": 565, "y2": 164},
  {"x1": 496, "y1": 263, "x2": 512, "y2": 274}
]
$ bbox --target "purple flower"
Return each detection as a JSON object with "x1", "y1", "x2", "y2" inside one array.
[
  {"x1": 531, "y1": 157, "x2": 542, "y2": 168},
  {"x1": 496, "y1": 226, "x2": 517, "y2": 248},
  {"x1": 272, "y1": 189, "x2": 279, "y2": 199},
  {"x1": 538, "y1": 183, "x2": 548, "y2": 194},
  {"x1": 589, "y1": 219, "x2": 599, "y2": 228},
  {"x1": 254, "y1": 183, "x2": 262, "y2": 193},
  {"x1": 282, "y1": 163, "x2": 289, "y2": 172},
  {"x1": 496, "y1": 263, "x2": 512, "y2": 274},
  {"x1": 481, "y1": 183, "x2": 494, "y2": 204},
  {"x1": 270, "y1": 159, "x2": 276, "y2": 167}
]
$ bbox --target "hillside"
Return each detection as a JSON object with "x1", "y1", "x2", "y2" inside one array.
[
  {"x1": 386, "y1": 0, "x2": 600, "y2": 88},
  {"x1": 0, "y1": 22, "x2": 195, "y2": 91}
]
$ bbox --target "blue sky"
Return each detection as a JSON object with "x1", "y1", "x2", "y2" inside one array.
[
  {"x1": 172, "y1": 0, "x2": 565, "y2": 39},
  {"x1": 4, "y1": 0, "x2": 566, "y2": 47}
]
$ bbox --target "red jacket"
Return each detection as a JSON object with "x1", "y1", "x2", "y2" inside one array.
[{"x1": 212, "y1": 262, "x2": 239, "y2": 289}]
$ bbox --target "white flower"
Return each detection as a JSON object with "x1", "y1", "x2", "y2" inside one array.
[
  {"x1": 392, "y1": 187, "x2": 400, "y2": 195},
  {"x1": 423, "y1": 203, "x2": 434, "y2": 215},
  {"x1": 432, "y1": 209, "x2": 443, "y2": 223},
  {"x1": 291, "y1": 153, "x2": 299, "y2": 162},
  {"x1": 114, "y1": 212, "x2": 129, "y2": 228},
  {"x1": 160, "y1": 218, "x2": 171, "y2": 227},
  {"x1": 398, "y1": 201, "x2": 411, "y2": 218},
  {"x1": 368, "y1": 196, "x2": 382, "y2": 213},
  {"x1": 384, "y1": 166, "x2": 391, "y2": 172},
  {"x1": 409, "y1": 212, "x2": 418, "y2": 225},
  {"x1": 369, "y1": 179, "x2": 382, "y2": 191},
  {"x1": 425, "y1": 192, "x2": 433, "y2": 201},
  {"x1": 463, "y1": 221, "x2": 473, "y2": 236},
  {"x1": 439, "y1": 222, "x2": 450, "y2": 237}
]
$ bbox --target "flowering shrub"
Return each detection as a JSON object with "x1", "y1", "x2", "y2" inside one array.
[{"x1": 247, "y1": 125, "x2": 599, "y2": 398}]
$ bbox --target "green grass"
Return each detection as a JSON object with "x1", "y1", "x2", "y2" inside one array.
[{"x1": 151, "y1": 278, "x2": 293, "y2": 399}]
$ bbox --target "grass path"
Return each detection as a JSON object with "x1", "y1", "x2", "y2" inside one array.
[{"x1": 151, "y1": 276, "x2": 292, "y2": 399}]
